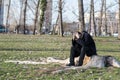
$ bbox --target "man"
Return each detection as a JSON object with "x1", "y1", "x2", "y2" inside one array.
[{"x1": 66, "y1": 31, "x2": 97, "y2": 66}]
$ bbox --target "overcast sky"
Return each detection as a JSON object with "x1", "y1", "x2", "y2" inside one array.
[
  {"x1": 52, "y1": 0, "x2": 118, "y2": 24},
  {"x1": 9, "y1": 0, "x2": 118, "y2": 25}
]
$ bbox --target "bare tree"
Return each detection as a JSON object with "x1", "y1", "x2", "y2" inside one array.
[
  {"x1": 23, "y1": 0, "x2": 27, "y2": 34},
  {"x1": 6, "y1": 0, "x2": 11, "y2": 33},
  {"x1": 58, "y1": 0, "x2": 63, "y2": 37},
  {"x1": 88, "y1": 1, "x2": 92, "y2": 34},
  {"x1": 92, "y1": 0, "x2": 96, "y2": 36},
  {"x1": 43, "y1": 0, "x2": 53, "y2": 34},
  {"x1": 53, "y1": 15, "x2": 59, "y2": 35},
  {"x1": 104, "y1": 0, "x2": 107, "y2": 35},
  {"x1": 39, "y1": 0, "x2": 47, "y2": 34},
  {"x1": 89, "y1": 0, "x2": 96, "y2": 36},
  {"x1": 15, "y1": 0, "x2": 24, "y2": 34},
  {"x1": 33, "y1": 0, "x2": 40, "y2": 35},
  {"x1": 98, "y1": 0, "x2": 104, "y2": 36},
  {"x1": 78, "y1": 0, "x2": 85, "y2": 32},
  {"x1": 118, "y1": 0, "x2": 120, "y2": 39}
]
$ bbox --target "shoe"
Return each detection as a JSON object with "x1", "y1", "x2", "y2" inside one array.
[
  {"x1": 76, "y1": 64, "x2": 82, "y2": 66},
  {"x1": 76, "y1": 63, "x2": 82, "y2": 66},
  {"x1": 66, "y1": 63, "x2": 75, "y2": 66}
]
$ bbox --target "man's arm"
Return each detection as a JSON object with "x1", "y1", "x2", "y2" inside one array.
[
  {"x1": 75, "y1": 38, "x2": 85, "y2": 47},
  {"x1": 72, "y1": 39, "x2": 76, "y2": 46},
  {"x1": 76, "y1": 33, "x2": 93, "y2": 46}
]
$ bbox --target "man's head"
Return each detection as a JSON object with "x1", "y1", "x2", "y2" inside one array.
[{"x1": 72, "y1": 31, "x2": 82, "y2": 40}]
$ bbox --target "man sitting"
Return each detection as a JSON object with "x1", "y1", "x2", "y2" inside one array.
[{"x1": 66, "y1": 31, "x2": 97, "y2": 66}]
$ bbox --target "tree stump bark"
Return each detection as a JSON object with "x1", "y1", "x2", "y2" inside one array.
[{"x1": 52, "y1": 55, "x2": 120, "y2": 74}]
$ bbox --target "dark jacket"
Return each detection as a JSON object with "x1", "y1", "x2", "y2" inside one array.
[
  {"x1": 76, "y1": 31, "x2": 97, "y2": 56},
  {"x1": 70, "y1": 31, "x2": 97, "y2": 66}
]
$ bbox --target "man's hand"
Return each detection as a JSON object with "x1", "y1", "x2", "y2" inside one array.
[
  {"x1": 72, "y1": 32, "x2": 82, "y2": 40},
  {"x1": 75, "y1": 32, "x2": 80, "y2": 39},
  {"x1": 72, "y1": 32, "x2": 76, "y2": 40}
]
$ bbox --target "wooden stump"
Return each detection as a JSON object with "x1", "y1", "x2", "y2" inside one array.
[{"x1": 52, "y1": 55, "x2": 120, "y2": 74}]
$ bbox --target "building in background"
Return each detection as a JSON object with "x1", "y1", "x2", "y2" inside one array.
[
  {"x1": 0, "y1": 0, "x2": 3, "y2": 25},
  {"x1": 0, "y1": 0, "x2": 39, "y2": 33},
  {"x1": 54, "y1": 11, "x2": 119, "y2": 36},
  {"x1": 0, "y1": 0, "x2": 9, "y2": 25},
  {"x1": 84, "y1": 11, "x2": 118, "y2": 36}
]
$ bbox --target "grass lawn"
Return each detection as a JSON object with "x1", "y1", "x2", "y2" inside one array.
[{"x1": 0, "y1": 34, "x2": 120, "y2": 80}]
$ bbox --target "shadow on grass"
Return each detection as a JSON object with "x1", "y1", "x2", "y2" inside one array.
[
  {"x1": 0, "y1": 48, "x2": 120, "y2": 53},
  {"x1": 0, "y1": 48, "x2": 70, "y2": 51},
  {"x1": 98, "y1": 49, "x2": 120, "y2": 52}
]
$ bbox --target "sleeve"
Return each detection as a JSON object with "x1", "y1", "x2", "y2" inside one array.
[
  {"x1": 84, "y1": 33, "x2": 90, "y2": 46},
  {"x1": 81, "y1": 32, "x2": 92, "y2": 46},
  {"x1": 72, "y1": 39, "x2": 76, "y2": 46},
  {"x1": 75, "y1": 33, "x2": 92, "y2": 46},
  {"x1": 75, "y1": 38, "x2": 85, "y2": 46}
]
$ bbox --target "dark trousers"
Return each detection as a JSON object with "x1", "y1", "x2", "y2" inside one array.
[
  {"x1": 69, "y1": 46, "x2": 96, "y2": 66},
  {"x1": 69, "y1": 46, "x2": 84, "y2": 65}
]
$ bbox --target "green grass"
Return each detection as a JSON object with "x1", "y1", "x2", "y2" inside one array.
[{"x1": 0, "y1": 34, "x2": 120, "y2": 80}]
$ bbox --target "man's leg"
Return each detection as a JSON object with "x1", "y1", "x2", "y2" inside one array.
[
  {"x1": 78, "y1": 47, "x2": 85, "y2": 66},
  {"x1": 66, "y1": 46, "x2": 78, "y2": 66}
]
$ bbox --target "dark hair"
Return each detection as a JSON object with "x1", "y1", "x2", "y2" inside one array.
[{"x1": 78, "y1": 31, "x2": 81, "y2": 35}]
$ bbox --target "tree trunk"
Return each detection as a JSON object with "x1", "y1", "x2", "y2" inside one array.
[
  {"x1": 58, "y1": 0, "x2": 63, "y2": 37},
  {"x1": 43, "y1": 0, "x2": 52, "y2": 34},
  {"x1": 78, "y1": 0, "x2": 85, "y2": 32},
  {"x1": 88, "y1": 3, "x2": 92, "y2": 34},
  {"x1": 89, "y1": 0, "x2": 96, "y2": 36},
  {"x1": 104, "y1": 0, "x2": 107, "y2": 36},
  {"x1": 98, "y1": 0, "x2": 104, "y2": 36},
  {"x1": 23, "y1": 0, "x2": 27, "y2": 34},
  {"x1": 118, "y1": 0, "x2": 120, "y2": 39},
  {"x1": 17, "y1": 0, "x2": 24, "y2": 34},
  {"x1": 92, "y1": 0, "x2": 96, "y2": 36},
  {"x1": 6, "y1": 0, "x2": 11, "y2": 33},
  {"x1": 53, "y1": 15, "x2": 59, "y2": 35},
  {"x1": 33, "y1": 0, "x2": 40, "y2": 35},
  {"x1": 39, "y1": 0, "x2": 47, "y2": 34}
]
